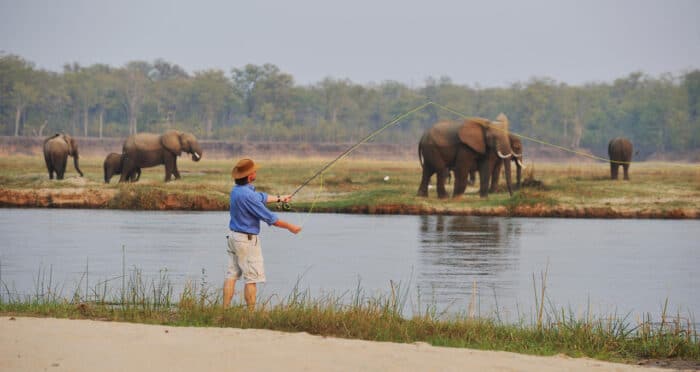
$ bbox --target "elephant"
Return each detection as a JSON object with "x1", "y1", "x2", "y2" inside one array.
[
  {"x1": 43, "y1": 133, "x2": 83, "y2": 180},
  {"x1": 486, "y1": 134, "x2": 524, "y2": 192},
  {"x1": 608, "y1": 137, "x2": 633, "y2": 180},
  {"x1": 103, "y1": 153, "x2": 141, "y2": 183},
  {"x1": 417, "y1": 114, "x2": 516, "y2": 199},
  {"x1": 462, "y1": 133, "x2": 524, "y2": 192},
  {"x1": 119, "y1": 130, "x2": 202, "y2": 182}
]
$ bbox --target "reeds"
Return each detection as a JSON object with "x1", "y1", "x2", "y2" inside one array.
[{"x1": 1, "y1": 260, "x2": 697, "y2": 363}]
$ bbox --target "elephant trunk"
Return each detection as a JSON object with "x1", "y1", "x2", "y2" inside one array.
[
  {"x1": 73, "y1": 153, "x2": 84, "y2": 177},
  {"x1": 503, "y1": 156, "x2": 513, "y2": 196},
  {"x1": 189, "y1": 143, "x2": 203, "y2": 162},
  {"x1": 514, "y1": 158, "x2": 522, "y2": 189}
]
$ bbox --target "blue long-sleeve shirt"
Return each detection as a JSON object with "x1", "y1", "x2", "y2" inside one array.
[{"x1": 229, "y1": 184, "x2": 279, "y2": 234}]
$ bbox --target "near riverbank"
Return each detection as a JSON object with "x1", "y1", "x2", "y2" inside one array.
[
  {"x1": 1, "y1": 317, "x2": 684, "y2": 372},
  {"x1": 1, "y1": 155, "x2": 698, "y2": 218}
]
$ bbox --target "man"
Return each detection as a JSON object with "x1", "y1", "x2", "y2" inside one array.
[{"x1": 224, "y1": 158, "x2": 301, "y2": 310}]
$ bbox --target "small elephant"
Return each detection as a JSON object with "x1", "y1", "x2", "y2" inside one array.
[
  {"x1": 119, "y1": 130, "x2": 203, "y2": 182},
  {"x1": 417, "y1": 114, "x2": 516, "y2": 199},
  {"x1": 43, "y1": 133, "x2": 83, "y2": 180},
  {"x1": 103, "y1": 153, "x2": 141, "y2": 183},
  {"x1": 608, "y1": 137, "x2": 633, "y2": 180}
]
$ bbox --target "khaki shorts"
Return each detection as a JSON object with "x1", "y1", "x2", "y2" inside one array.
[{"x1": 226, "y1": 232, "x2": 266, "y2": 283}]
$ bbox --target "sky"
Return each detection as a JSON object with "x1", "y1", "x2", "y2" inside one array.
[{"x1": 1, "y1": 0, "x2": 698, "y2": 87}]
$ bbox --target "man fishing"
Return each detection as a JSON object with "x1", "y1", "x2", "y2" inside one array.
[{"x1": 224, "y1": 158, "x2": 302, "y2": 310}]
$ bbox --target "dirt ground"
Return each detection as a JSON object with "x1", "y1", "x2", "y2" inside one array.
[{"x1": 3, "y1": 317, "x2": 694, "y2": 372}]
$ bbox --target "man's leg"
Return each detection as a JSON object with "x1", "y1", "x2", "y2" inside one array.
[
  {"x1": 244, "y1": 283, "x2": 256, "y2": 310},
  {"x1": 223, "y1": 277, "x2": 236, "y2": 309}
]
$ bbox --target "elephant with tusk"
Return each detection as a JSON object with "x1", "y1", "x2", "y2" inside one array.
[{"x1": 417, "y1": 113, "x2": 516, "y2": 199}]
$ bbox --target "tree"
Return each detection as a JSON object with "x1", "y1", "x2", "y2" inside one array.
[
  {"x1": 191, "y1": 69, "x2": 231, "y2": 138},
  {"x1": 150, "y1": 59, "x2": 190, "y2": 128},
  {"x1": 231, "y1": 63, "x2": 295, "y2": 124},
  {"x1": 117, "y1": 61, "x2": 150, "y2": 135},
  {"x1": 683, "y1": 70, "x2": 700, "y2": 148},
  {"x1": 0, "y1": 55, "x2": 39, "y2": 136}
]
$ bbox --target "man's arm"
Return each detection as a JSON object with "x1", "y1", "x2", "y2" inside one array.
[{"x1": 273, "y1": 219, "x2": 302, "y2": 234}]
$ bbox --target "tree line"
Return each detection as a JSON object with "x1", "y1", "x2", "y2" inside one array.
[{"x1": 1, "y1": 53, "x2": 699, "y2": 157}]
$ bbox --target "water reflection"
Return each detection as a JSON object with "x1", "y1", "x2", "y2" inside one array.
[{"x1": 417, "y1": 215, "x2": 521, "y2": 311}]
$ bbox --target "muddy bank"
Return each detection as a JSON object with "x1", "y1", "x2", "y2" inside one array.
[
  {"x1": 323, "y1": 204, "x2": 699, "y2": 219},
  {"x1": 1, "y1": 188, "x2": 697, "y2": 219}
]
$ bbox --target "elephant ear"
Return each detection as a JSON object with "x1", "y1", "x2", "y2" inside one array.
[
  {"x1": 457, "y1": 118, "x2": 487, "y2": 154},
  {"x1": 161, "y1": 130, "x2": 183, "y2": 155},
  {"x1": 492, "y1": 113, "x2": 510, "y2": 136}
]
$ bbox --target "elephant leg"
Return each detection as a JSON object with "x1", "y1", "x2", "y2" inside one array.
[
  {"x1": 623, "y1": 164, "x2": 630, "y2": 180},
  {"x1": 610, "y1": 163, "x2": 618, "y2": 180},
  {"x1": 478, "y1": 160, "x2": 490, "y2": 198},
  {"x1": 490, "y1": 161, "x2": 503, "y2": 193},
  {"x1": 173, "y1": 162, "x2": 181, "y2": 180},
  {"x1": 129, "y1": 168, "x2": 141, "y2": 182},
  {"x1": 164, "y1": 156, "x2": 177, "y2": 182},
  {"x1": 417, "y1": 167, "x2": 433, "y2": 197},
  {"x1": 44, "y1": 154, "x2": 54, "y2": 180},
  {"x1": 452, "y1": 167, "x2": 468, "y2": 198},
  {"x1": 56, "y1": 157, "x2": 67, "y2": 180},
  {"x1": 119, "y1": 156, "x2": 136, "y2": 183},
  {"x1": 436, "y1": 169, "x2": 449, "y2": 199}
]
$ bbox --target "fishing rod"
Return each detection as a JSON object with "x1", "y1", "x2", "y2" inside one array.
[{"x1": 279, "y1": 101, "x2": 432, "y2": 210}]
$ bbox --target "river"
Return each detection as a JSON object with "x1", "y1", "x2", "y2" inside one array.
[{"x1": 0, "y1": 209, "x2": 697, "y2": 321}]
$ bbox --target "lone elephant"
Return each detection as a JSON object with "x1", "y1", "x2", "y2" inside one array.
[
  {"x1": 608, "y1": 137, "x2": 633, "y2": 180},
  {"x1": 43, "y1": 133, "x2": 83, "y2": 180},
  {"x1": 119, "y1": 130, "x2": 203, "y2": 182},
  {"x1": 417, "y1": 114, "x2": 516, "y2": 199},
  {"x1": 103, "y1": 152, "x2": 141, "y2": 183}
]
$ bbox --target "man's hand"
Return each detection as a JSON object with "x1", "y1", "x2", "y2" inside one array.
[{"x1": 288, "y1": 224, "x2": 302, "y2": 234}]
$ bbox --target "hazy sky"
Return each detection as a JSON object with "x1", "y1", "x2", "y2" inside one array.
[{"x1": 1, "y1": 0, "x2": 698, "y2": 87}]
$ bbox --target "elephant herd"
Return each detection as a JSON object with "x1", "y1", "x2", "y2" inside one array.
[
  {"x1": 417, "y1": 113, "x2": 635, "y2": 199},
  {"x1": 42, "y1": 130, "x2": 203, "y2": 183},
  {"x1": 42, "y1": 117, "x2": 634, "y2": 193}
]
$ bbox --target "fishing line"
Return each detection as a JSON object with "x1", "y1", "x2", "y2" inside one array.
[{"x1": 283, "y1": 101, "x2": 433, "y2": 208}]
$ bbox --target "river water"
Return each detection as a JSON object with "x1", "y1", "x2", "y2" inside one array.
[{"x1": 0, "y1": 209, "x2": 697, "y2": 321}]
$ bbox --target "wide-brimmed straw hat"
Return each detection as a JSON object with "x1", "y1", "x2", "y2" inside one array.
[{"x1": 231, "y1": 158, "x2": 259, "y2": 179}]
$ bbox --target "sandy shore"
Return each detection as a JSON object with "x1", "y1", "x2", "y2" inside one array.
[{"x1": 0, "y1": 316, "x2": 677, "y2": 372}]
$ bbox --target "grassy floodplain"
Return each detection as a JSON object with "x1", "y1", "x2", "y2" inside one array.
[{"x1": 0, "y1": 154, "x2": 698, "y2": 218}]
